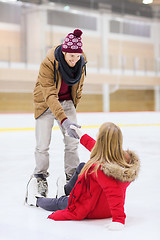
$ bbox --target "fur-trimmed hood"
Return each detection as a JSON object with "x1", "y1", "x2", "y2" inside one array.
[{"x1": 100, "y1": 150, "x2": 140, "y2": 182}]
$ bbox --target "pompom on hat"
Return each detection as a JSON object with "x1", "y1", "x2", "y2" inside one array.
[{"x1": 62, "y1": 29, "x2": 83, "y2": 53}]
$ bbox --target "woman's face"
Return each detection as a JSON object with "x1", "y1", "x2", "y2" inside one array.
[{"x1": 63, "y1": 52, "x2": 81, "y2": 67}]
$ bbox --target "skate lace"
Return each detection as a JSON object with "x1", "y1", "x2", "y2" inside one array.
[{"x1": 37, "y1": 179, "x2": 48, "y2": 193}]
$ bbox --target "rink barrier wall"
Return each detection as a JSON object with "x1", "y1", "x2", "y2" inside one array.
[{"x1": 0, "y1": 90, "x2": 155, "y2": 113}]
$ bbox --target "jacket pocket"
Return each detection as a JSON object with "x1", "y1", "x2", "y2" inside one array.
[{"x1": 33, "y1": 84, "x2": 45, "y2": 103}]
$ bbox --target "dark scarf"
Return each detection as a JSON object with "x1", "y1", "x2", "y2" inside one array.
[{"x1": 54, "y1": 45, "x2": 86, "y2": 86}]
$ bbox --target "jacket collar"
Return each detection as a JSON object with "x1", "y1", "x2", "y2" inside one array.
[{"x1": 100, "y1": 150, "x2": 140, "y2": 182}]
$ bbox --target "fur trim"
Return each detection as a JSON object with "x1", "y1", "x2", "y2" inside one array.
[{"x1": 100, "y1": 150, "x2": 140, "y2": 182}]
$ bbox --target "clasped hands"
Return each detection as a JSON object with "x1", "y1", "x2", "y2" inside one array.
[{"x1": 62, "y1": 119, "x2": 82, "y2": 139}]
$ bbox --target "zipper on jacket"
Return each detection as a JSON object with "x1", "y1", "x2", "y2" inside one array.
[
  {"x1": 68, "y1": 181, "x2": 81, "y2": 210},
  {"x1": 74, "y1": 81, "x2": 80, "y2": 107},
  {"x1": 74, "y1": 63, "x2": 86, "y2": 107},
  {"x1": 52, "y1": 60, "x2": 59, "y2": 88}
]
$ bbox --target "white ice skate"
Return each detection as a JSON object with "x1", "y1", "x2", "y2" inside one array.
[
  {"x1": 24, "y1": 176, "x2": 40, "y2": 207},
  {"x1": 56, "y1": 174, "x2": 66, "y2": 198}
]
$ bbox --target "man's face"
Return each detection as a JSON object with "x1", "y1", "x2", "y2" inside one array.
[{"x1": 63, "y1": 52, "x2": 81, "y2": 67}]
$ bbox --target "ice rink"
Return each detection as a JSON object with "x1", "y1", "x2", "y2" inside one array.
[{"x1": 0, "y1": 111, "x2": 160, "y2": 240}]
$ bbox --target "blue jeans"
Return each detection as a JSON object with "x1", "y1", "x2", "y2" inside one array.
[{"x1": 36, "y1": 162, "x2": 85, "y2": 211}]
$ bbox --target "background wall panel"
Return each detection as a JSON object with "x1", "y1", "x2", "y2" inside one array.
[
  {"x1": 108, "y1": 39, "x2": 154, "y2": 70},
  {"x1": 0, "y1": 92, "x2": 33, "y2": 113},
  {"x1": 110, "y1": 89, "x2": 154, "y2": 111}
]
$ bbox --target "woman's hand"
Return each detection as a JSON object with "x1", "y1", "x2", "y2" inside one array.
[{"x1": 106, "y1": 222, "x2": 124, "y2": 231}]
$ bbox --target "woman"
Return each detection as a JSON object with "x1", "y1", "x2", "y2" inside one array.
[{"x1": 27, "y1": 122, "x2": 140, "y2": 230}]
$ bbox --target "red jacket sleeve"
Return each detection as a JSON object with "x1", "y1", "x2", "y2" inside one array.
[
  {"x1": 96, "y1": 169, "x2": 127, "y2": 224},
  {"x1": 80, "y1": 134, "x2": 96, "y2": 152}
]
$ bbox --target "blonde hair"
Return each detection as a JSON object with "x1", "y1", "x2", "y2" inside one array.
[{"x1": 80, "y1": 122, "x2": 129, "y2": 178}]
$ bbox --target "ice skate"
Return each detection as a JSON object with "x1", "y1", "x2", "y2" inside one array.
[
  {"x1": 56, "y1": 174, "x2": 66, "y2": 198},
  {"x1": 25, "y1": 176, "x2": 39, "y2": 207}
]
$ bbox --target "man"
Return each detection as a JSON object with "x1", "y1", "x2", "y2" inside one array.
[{"x1": 32, "y1": 29, "x2": 87, "y2": 197}]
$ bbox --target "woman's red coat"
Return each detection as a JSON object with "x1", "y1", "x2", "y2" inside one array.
[{"x1": 48, "y1": 134, "x2": 130, "y2": 224}]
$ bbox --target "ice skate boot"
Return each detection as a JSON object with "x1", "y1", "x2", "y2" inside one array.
[{"x1": 34, "y1": 174, "x2": 48, "y2": 197}]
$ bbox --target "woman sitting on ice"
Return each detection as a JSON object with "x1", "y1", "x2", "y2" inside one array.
[{"x1": 26, "y1": 122, "x2": 140, "y2": 231}]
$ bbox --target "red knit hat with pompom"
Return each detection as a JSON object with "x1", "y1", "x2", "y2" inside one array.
[{"x1": 62, "y1": 29, "x2": 83, "y2": 53}]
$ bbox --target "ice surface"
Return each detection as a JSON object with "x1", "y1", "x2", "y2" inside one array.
[{"x1": 0, "y1": 111, "x2": 160, "y2": 240}]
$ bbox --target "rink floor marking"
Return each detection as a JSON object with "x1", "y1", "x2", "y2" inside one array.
[{"x1": 0, "y1": 123, "x2": 160, "y2": 132}]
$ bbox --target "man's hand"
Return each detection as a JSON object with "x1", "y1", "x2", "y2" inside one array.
[
  {"x1": 70, "y1": 125, "x2": 83, "y2": 139},
  {"x1": 62, "y1": 119, "x2": 81, "y2": 139}
]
